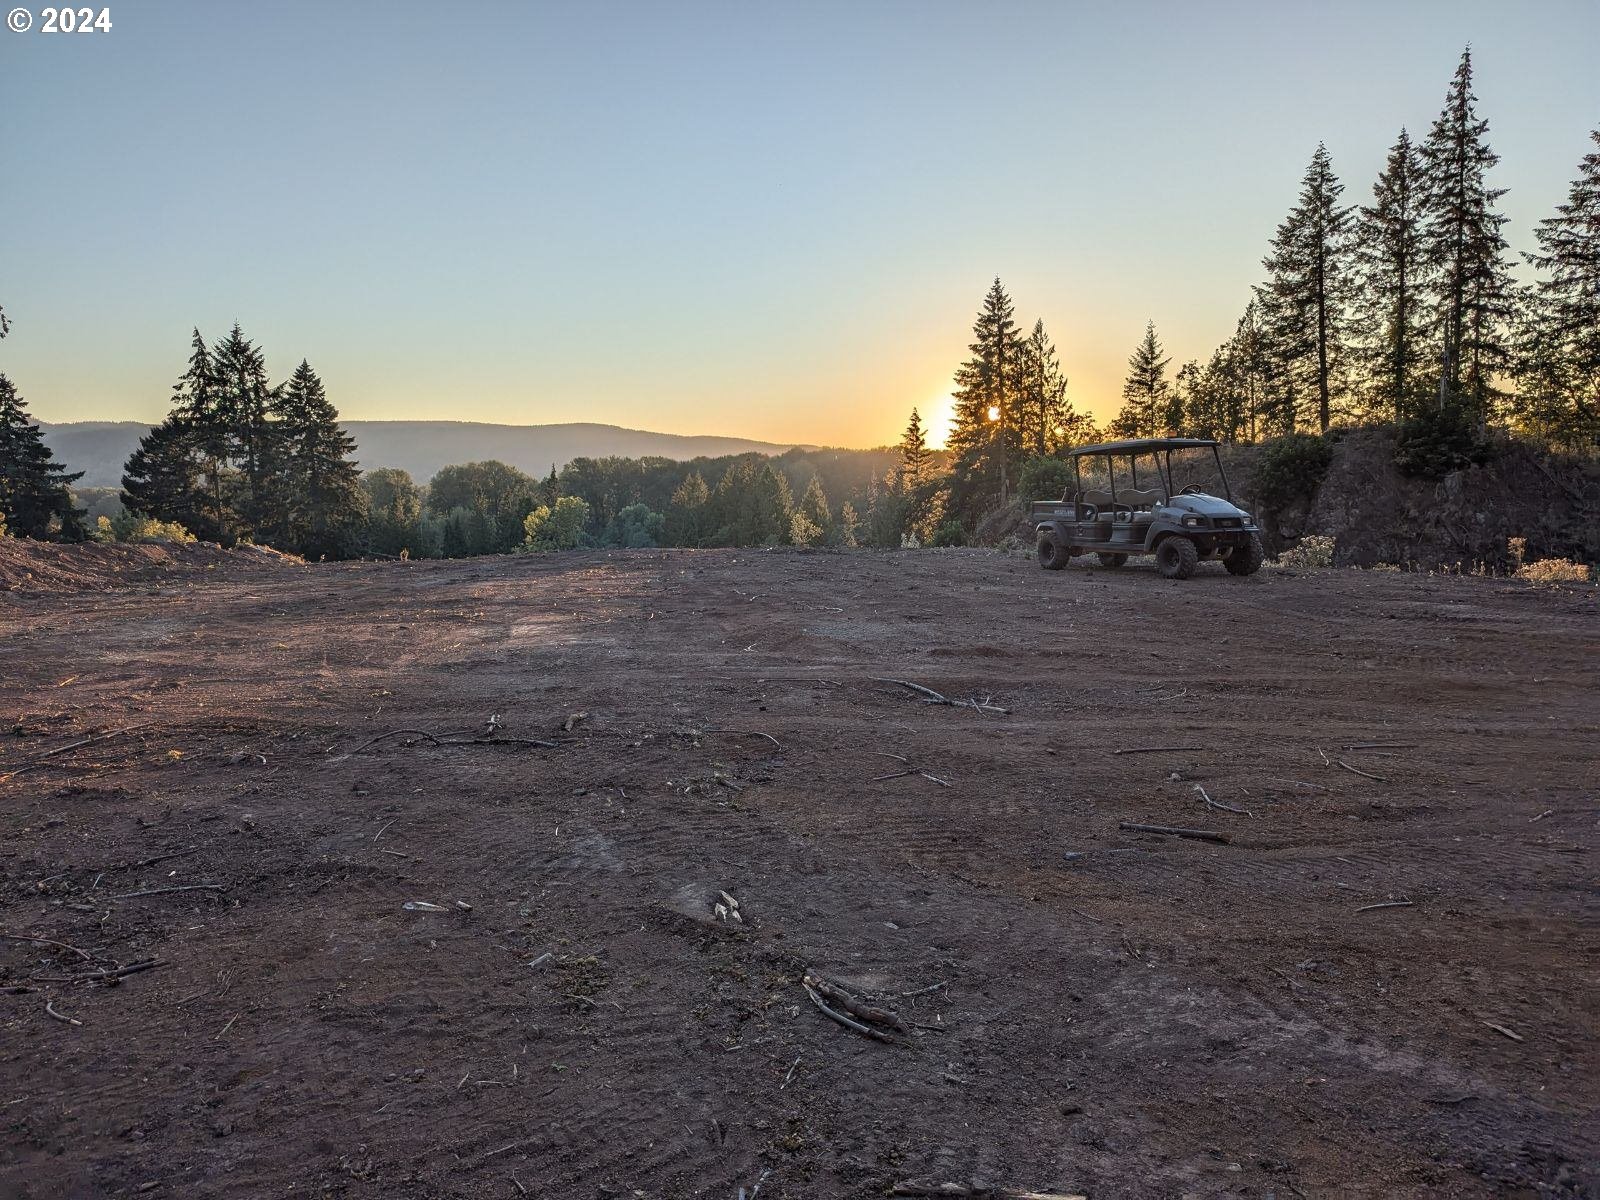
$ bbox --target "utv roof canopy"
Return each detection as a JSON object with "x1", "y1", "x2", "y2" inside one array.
[{"x1": 1067, "y1": 437, "x2": 1220, "y2": 457}]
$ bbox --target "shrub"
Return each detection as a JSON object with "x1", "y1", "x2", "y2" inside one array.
[
  {"x1": 1271, "y1": 534, "x2": 1335, "y2": 569},
  {"x1": 603, "y1": 503, "x2": 665, "y2": 549},
  {"x1": 1515, "y1": 558, "x2": 1592, "y2": 584},
  {"x1": 1251, "y1": 434, "x2": 1333, "y2": 514},
  {"x1": 929, "y1": 521, "x2": 967, "y2": 547},
  {"x1": 100, "y1": 513, "x2": 195, "y2": 544},
  {"x1": 1393, "y1": 408, "x2": 1492, "y2": 478},
  {"x1": 522, "y1": 495, "x2": 591, "y2": 551},
  {"x1": 1016, "y1": 456, "x2": 1076, "y2": 502}
]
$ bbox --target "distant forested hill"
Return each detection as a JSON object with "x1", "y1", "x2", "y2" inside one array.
[{"x1": 39, "y1": 420, "x2": 808, "y2": 488}]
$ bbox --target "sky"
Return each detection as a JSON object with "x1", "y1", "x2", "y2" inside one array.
[{"x1": 3, "y1": 0, "x2": 1597, "y2": 448}]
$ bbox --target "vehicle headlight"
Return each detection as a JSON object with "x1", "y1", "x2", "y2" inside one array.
[{"x1": 1181, "y1": 514, "x2": 1205, "y2": 528}]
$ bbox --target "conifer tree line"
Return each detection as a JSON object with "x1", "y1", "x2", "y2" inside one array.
[
  {"x1": 0, "y1": 306, "x2": 90, "y2": 541},
  {"x1": 1099, "y1": 49, "x2": 1598, "y2": 453},
  {"x1": 116, "y1": 325, "x2": 365, "y2": 557}
]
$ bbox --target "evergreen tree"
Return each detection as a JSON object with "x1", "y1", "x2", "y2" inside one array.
[
  {"x1": 1111, "y1": 322, "x2": 1172, "y2": 438},
  {"x1": 1170, "y1": 361, "x2": 1200, "y2": 436},
  {"x1": 361, "y1": 467, "x2": 423, "y2": 556},
  {"x1": 666, "y1": 470, "x2": 710, "y2": 546},
  {"x1": 120, "y1": 418, "x2": 216, "y2": 539},
  {"x1": 1515, "y1": 130, "x2": 1600, "y2": 450},
  {"x1": 1351, "y1": 129, "x2": 1432, "y2": 421},
  {"x1": 0, "y1": 374, "x2": 87, "y2": 540},
  {"x1": 1255, "y1": 144, "x2": 1351, "y2": 433},
  {"x1": 209, "y1": 324, "x2": 278, "y2": 531},
  {"x1": 1419, "y1": 47, "x2": 1515, "y2": 424},
  {"x1": 899, "y1": 409, "x2": 928, "y2": 488},
  {"x1": 947, "y1": 279, "x2": 1025, "y2": 517},
  {"x1": 1016, "y1": 319, "x2": 1069, "y2": 455},
  {"x1": 274, "y1": 360, "x2": 364, "y2": 558},
  {"x1": 790, "y1": 476, "x2": 831, "y2": 546}
]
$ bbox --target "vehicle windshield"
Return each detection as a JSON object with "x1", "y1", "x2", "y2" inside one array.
[
  {"x1": 1167, "y1": 446, "x2": 1231, "y2": 499},
  {"x1": 1073, "y1": 445, "x2": 1232, "y2": 503}
]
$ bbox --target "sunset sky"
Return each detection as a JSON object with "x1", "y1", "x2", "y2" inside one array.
[{"x1": 4, "y1": 0, "x2": 1597, "y2": 447}]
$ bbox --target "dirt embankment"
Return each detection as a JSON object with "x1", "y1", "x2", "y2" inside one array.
[
  {"x1": 0, "y1": 539, "x2": 303, "y2": 594},
  {"x1": 1301, "y1": 429, "x2": 1600, "y2": 570}
]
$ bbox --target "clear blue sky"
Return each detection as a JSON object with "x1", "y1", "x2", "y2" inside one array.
[{"x1": 3, "y1": 0, "x2": 1596, "y2": 445}]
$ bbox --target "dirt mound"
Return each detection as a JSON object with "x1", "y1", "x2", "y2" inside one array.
[
  {"x1": 1310, "y1": 429, "x2": 1600, "y2": 569},
  {"x1": 0, "y1": 538, "x2": 303, "y2": 594}
]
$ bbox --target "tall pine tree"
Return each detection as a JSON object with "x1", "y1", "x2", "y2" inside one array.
[
  {"x1": 1111, "y1": 322, "x2": 1172, "y2": 438},
  {"x1": 0, "y1": 374, "x2": 87, "y2": 540},
  {"x1": 899, "y1": 408, "x2": 928, "y2": 487},
  {"x1": 1255, "y1": 144, "x2": 1351, "y2": 433},
  {"x1": 1351, "y1": 129, "x2": 1432, "y2": 421},
  {"x1": 209, "y1": 323, "x2": 278, "y2": 532},
  {"x1": 1016, "y1": 319, "x2": 1070, "y2": 455},
  {"x1": 1515, "y1": 130, "x2": 1600, "y2": 449},
  {"x1": 947, "y1": 279, "x2": 1024, "y2": 516},
  {"x1": 274, "y1": 359, "x2": 364, "y2": 558},
  {"x1": 1419, "y1": 47, "x2": 1514, "y2": 425}
]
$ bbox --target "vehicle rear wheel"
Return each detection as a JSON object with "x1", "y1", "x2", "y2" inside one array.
[
  {"x1": 1155, "y1": 536, "x2": 1199, "y2": 580},
  {"x1": 1036, "y1": 535, "x2": 1070, "y2": 571},
  {"x1": 1096, "y1": 552, "x2": 1127, "y2": 568},
  {"x1": 1224, "y1": 532, "x2": 1265, "y2": 576}
]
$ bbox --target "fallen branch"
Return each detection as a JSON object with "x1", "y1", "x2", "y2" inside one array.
[
  {"x1": 1342, "y1": 743, "x2": 1417, "y2": 750},
  {"x1": 802, "y1": 981, "x2": 898, "y2": 1044},
  {"x1": 890, "y1": 1184, "x2": 1086, "y2": 1199},
  {"x1": 805, "y1": 973, "x2": 908, "y2": 1034},
  {"x1": 112, "y1": 884, "x2": 227, "y2": 900},
  {"x1": 1482, "y1": 1020, "x2": 1523, "y2": 1043},
  {"x1": 876, "y1": 679, "x2": 1010, "y2": 715},
  {"x1": 1119, "y1": 821, "x2": 1230, "y2": 845},
  {"x1": 704, "y1": 729, "x2": 782, "y2": 750},
  {"x1": 440, "y1": 736, "x2": 561, "y2": 749},
  {"x1": 1112, "y1": 745, "x2": 1206, "y2": 756},
  {"x1": 0, "y1": 723, "x2": 154, "y2": 780},
  {"x1": 1193, "y1": 785, "x2": 1250, "y2": 817},
  {"x1": 346, "y1": 728, "x2": 444, "y2": 754},
  {"x1": 1334, "y1": 758, "x2": 1387, "y2": 782},
  {"x1": 45, "y1": 1000, "x2": 82, "y2": 1027},
  {"x1": 1354, "y1": 899, "x2": 1413, "y2": 914},
  {"x1": 32, "y1": 959, "x2": 167, "y2": 985},
  {"x1": 0, "y1": 933, "x2": 93, "y2": 962}
]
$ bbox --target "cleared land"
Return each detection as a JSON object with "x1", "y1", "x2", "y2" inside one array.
[{"x1": 1, "y1": 547, "x2": 1596, "y2": 1199}]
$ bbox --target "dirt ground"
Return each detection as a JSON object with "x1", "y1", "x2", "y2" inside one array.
[{"x1": 1, "y1": 547, "x2": 1596, "y2": 1200}]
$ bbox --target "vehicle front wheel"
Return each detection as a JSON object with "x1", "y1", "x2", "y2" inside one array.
[
  {"x1": 1037, "y1": 535, "x2": 1071, "y2": 571},
  {"x1": 1155, "y1": 536, "x2": 1199, "y2": 580},
  {"x1": 1224, "y1": 532, "x2": 1265, "y2": 576},
  {"x1": 1096, "y1": 552, "x2": 1127, "y2": 568}
]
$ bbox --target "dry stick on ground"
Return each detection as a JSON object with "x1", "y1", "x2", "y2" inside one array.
[
  {"x1": 1193, "y1": 784, "x2": 1251, "y2": 817},
  {"x1": 805, "y1": 973, "x2": 909, "y2": 1033},
  {"x1": 801, "y1": 982, "x2": 899, "y2": 1045},
  {"x1": 1334, "y1": 758, "x2": 1387, "y2": 782},
  {"x1": 896, "y1": 981, "x2": 949, "y2": 999},
  {"x1": 45, "y1": 1000, "x2": 82, "y2": 1027},
  {"x1": 1355, "y1": 899, "x2": 1414, "y2": 913},
  {"x1": 1112, "y1": 745, "x2": 1207, "y2": 756},
  {"x1": 32, "y1": 959, "x2": 167, "y2": 985},
  {"x1": 112, "y1": 884, "x2": 227, "y2": 900},
  {"x1": 890, "y1": 1184, "x2": 1087, "y2": 1199},
  {"x1": 346, "y1": 729, "x2": 559, "y2": 754},
  {"x1": 1342, "y1": 743, "x2": 1418, "y2": 750},
  {"x1": 0, "y1": 933, "x2": 93, "y2": 962},
  {"x1": 1530, "y1": 809, "x2": 1554, "y2": 823},
  {"x1": 1272, "y1": 776, "x2": 1332, "y2": 792},
  {"x1": 704, "y1": 729, "x2": 782, "y2": 750},
  {"x1": 876, "y1": 679, "x2": 1010, "y2": 716},
  {"x1": 0, "y1": 722, "x2": 154, "y2": 780},
  {"x1": 1482, "y1": 1020, "x2": 1524, "y2": 1042},
  {"x1": 1119, "y1": 821, "x2": 1231, "y2": 846}
]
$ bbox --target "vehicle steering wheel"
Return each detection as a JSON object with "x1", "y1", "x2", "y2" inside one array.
[
  {"x1": 1179, "y1": 484, "x2": 1204, "y2": 495},
  {"x1": 1078, "y1": 503, "x2": 1098, "y2": 521}
]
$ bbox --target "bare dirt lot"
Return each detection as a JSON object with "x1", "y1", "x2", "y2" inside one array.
[{"x1": 2, "y1": 548, "x2": 1596, "y2": 1199}]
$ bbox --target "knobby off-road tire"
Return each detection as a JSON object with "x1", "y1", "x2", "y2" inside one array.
[
  {"x1": 1037, "y1": 536, "x2": 1071, "y2": 571},
  {"x1": 1224, "y1": 532, "x2": 1265, "y2": 576},
  {"x1": 1155, "y1": 536, "x2": 1199, "y2": 580},
  {"x1": 1096, "y1": 552, "x2": 1127, "y2": 569}
]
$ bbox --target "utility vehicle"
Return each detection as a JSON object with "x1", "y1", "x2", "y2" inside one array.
[{"x1": 1029, "y1": 437, "x2": 1263, "y2": 580}]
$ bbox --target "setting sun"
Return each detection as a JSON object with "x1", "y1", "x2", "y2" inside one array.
[{"x1": 924, "y1": 393, "x2": 956, "y2": 449}]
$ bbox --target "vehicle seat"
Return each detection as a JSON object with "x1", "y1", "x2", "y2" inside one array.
[{"x1": 1121, "y1": 488, "x2": 1162, "y2": 510}]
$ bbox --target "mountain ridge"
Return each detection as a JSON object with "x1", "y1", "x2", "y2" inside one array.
[{"x1": 40, "y1": 419, "x2": 823, "y2": 489}]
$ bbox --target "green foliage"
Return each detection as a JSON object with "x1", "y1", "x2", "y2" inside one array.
[
  {"x1": 930, "y1": 520, "x2": 968, "y2": 547},
  {"x1": 1017, "y1": 456, "x2": 1076, "y2": 501},
  {"x1": 361, "y1": 467, "x2": 424, "y2": 556},
  {"x1": 602, "y1": 503, "x2": 665, "y2": 548},
  {"x1": 1252, "y1": 433, "x2": 1335, "y2": 511},
  {"x1": 523, "y1": 495, "x2": 591, "y2": 551},
  {"x1": 0, "y1": 373, "x2": 87, "y2": 541},
  {"x1": 98, "y1": 512, "x2": 196, "y2": 544},
  {"x1": 1393, "y1": 407, "x2": 1493, "y2": 478}
]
